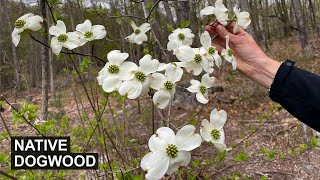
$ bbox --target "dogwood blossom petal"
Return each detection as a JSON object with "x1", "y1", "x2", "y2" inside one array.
[
  {"x1": 107, "y1": 50, "x2": 129, "y2": 65},
  {"x1": 141, "y1": 151, "x2": 170, "y2": 180},
  {"x1": 174, "y1": 125, "x2": 202, "y2": 151},
  {"x1": 148, "y1": 128, "x2": 175, "y2": 152},
  {"x1": 139, "y1": 23, "x2": 151, "y2": 33},
  {"x1": 213, "y1": 143, "x2": 227, "y2": 151},
  {"x1": 91, "y1": 25, "x2": 107, "y2": 39},
  {"x1": 11, "y1": 28, "x2": 22, "y2": 47},
  {"x1": 150, "y1": 73, "x2": 167, "y2": 90},
  {"x1": 102, "y1": 76, "x2": 121, "y2": 92},
  {"x1": 50, "y1": 37, "x2": 63, "y2": 55},
  {"x1": 76, "y1": 19, "x2": 92, "y2": 34},
  {"x1": 118, "y1": 62, "x2": 138, "y2": 81},
  {"x1": 200, "y1": 119, "x2": 214, "y2": 142},
  {"x1": 25, "y1": 15, "x2": 43, "y2": 31},
  {"x1": 134, "y1": 33, "x2": 148, "y2": 45},
  {"x1": 200, "y1": 6, "x2": 215, "y2": 16},
  {"x1": 210, "y1": 108, "x2": 227, "y2": 129},
  {"x1": 200, "y1": 31, "x2": 211, "y2": 48},
  {"x1": 196, "y1": 92, "x2": 209, "y2": 104},
  {"x1": 165, "y1": 64, "x2": 183, "y2": 83},
  {"x1": 176, "y1": 46, "x2": 195, "y2": 62},
  {"x1": 185, "y1": 61, "x2": 203, "y2": 76},
  {"x1": 166, "y1": 151, "x2": 191, "y2": 175},
  {"x1": 139, "y1": 55, "x2": 159, "y2": 75},
  {"x1": 202, "y1": 74, "x2": 215, "y2": 88},
  {"x1": 118, "y1": 79, "x2": 142, "y2": 99},
  {"x1": 153, "y1": 89, "x2": 171, "y2": 109},
  {"x1": 49, "y1": 20, "x2": 66, "y2": 36},
  {"x1": 187, "y1": 80, "x2": 201, "y2": 93}
]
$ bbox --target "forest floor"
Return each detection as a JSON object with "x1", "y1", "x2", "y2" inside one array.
[{"x1": 1, "y1": 35, "x2": 320, "y2": 180}]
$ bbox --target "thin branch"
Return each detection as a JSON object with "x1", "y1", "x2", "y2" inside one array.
[
  {"x1": 45, "y1": 0, "x2": 57, "y2": 24},
  {"x1": 0, "y1": 170, "x2": 18, "y2": 180},
  {"x1": 0, "y1": 111, "x2": 12, "y2": 138},
  {"x1": 0, "y1": 95, "x2": 44, "y2": 137},
  {"x1": 29, "y1": 35, "x2": 106, "y2": 63}
]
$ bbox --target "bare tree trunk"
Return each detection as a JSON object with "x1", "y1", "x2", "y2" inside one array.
[
  {"x1": 292, "y1": 0, "x2": 312, "y2": 57},
  {"x1": 239, "y1": 0, "x2": 254, "y2": 36},
  {"x1": 40, "y1": 0, "x2": 50, "y2": 121},
  {"x1": 308, "y1": 0, "x2": 318, "y2": 34},
  {"x1": 162, "y1": 1, "x2": 174, "y2": 26},
  {"x1": 1, "y1": 0, "x2": 20, "y2": 101},
  {"x1": 259, "y1": 0, "x2": 270, "y2": 50}
]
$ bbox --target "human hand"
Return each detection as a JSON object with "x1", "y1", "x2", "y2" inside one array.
[{"x1": 205, "y1": 23, "x2": 281, "y2": 88}]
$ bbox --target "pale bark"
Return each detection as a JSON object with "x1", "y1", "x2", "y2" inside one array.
[
  {"x1": 1, "y1": 0, "x2": 20, "y2": 101},
  {"x1": 162, "y1": 1, "x2": 174, "y2": 26},
  {"x1": 40, "y1": 0, "x2": 50, "y2": 121},
  {"x1": 292, "y1": 0, "x2": 312, "y2": 57}
]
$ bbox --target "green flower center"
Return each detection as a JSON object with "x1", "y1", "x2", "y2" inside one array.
[
  {"x1": 166, "y1": 144, "x2": 178, "y2": 158},
  {"x1": 164, "y1": 81, "x2": 174, "y2": 90},
  {"x1": 211, "y1": 129, "x2": 221, "y2": 140},
  {"x1": 194, "y1": 54, "x2": 202, "y2": 63},
  {"x1": 178, "y1": 33, "x2": 185, "y2": 41},
  {"x1": 57, "y1": 34, "x2": 68, "y2": 42},
  {"x1": 228, "y1": 49, "x2": 233, "y2": 56},
  {"x1": 134, "y1": 29, "x2": 141, "y2": 35},
  {"x1": 107, "y1": 65, "x2": 120, "y2": 74},
  {"x1": 135, "y1": 71, "x2": 146, "y2": 82},
  {"x1": 14, "y1": 20, "x2": 26, "y2": 29},
  {"x1": 208, "y1": 47, "x2": 216, "y2": 55},
  {"x1": 84, "y1": 31, "x2": 93, "y2": 39},
  {"x1": 199, "y1": 85, "x2": 207, "y2": 94}
]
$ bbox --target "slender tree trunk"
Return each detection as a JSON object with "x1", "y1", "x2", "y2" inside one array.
[
  {"x1": 308, "y1": 0, "x2": 318, "y2": 34},
  {"x1": 259, "y1": 0, "x2": 270, "y2": 50},
  {"x1": 1, "y1": 0, "x2": 20, "y2": 101},
  {"x1": 240, "y1": 0, "x2": 254, "y2": 36},
  {"x1": 40, "y1": 0, "x2": 50, "y2": 121},
  {"x1": 292, "y1": 0, "x2": 312, "y2": 57},
  {"x1": 162, "y1": 1, "x2": 174, "y2": 26}
]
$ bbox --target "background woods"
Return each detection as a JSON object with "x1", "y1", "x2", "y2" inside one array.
[{"x1": 0, "y1": 0, "x2": 320, "y2": 179}]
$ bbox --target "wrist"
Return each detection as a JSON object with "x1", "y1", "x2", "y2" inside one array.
[{"x1": 252, "y1": 57, "x2": 281, "y2": 88}]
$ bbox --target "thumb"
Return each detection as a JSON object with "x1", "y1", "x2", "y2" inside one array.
[{"x1": 216, "y1": 25, "x2": 237, "y2": 43}]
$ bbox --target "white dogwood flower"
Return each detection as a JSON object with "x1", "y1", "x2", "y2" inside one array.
[
  {"x1": 12, "y1": 13, "x2": 43, "y2": 47},
  {"x1": 49, "y1": 20, "x2": 84, "y2": 55},
  {"x1": 151, "y1": 64, "x2": 183, "y2": 109},
  {"x1": 157, "y1": 62, "x2": 186, "y2": 72},
  {"x1": 221, "y1": 34, "x2": 237, "y2": 70},
  {"x1": 76, "y1": 19, "x2": 107, "y2": 43},
  {"x1": 126, "y1": 21, "x2": 151, "y2": 45},
  {"x1": 200, "y1": 0, "x2": 228, "y2": 25},
  {"x1": 187, "y1": 74, "x2": 215, "y2": 104},
  {"x1": 176, "y1": 46, "x2": 213, "y2": 75},
  {"x1": 200, "y1": 31, "x2": 222, "y2": 68},
  {"x1": 97, "y1": 50, "x2": 136, "y2": 92},
  {"x1": 233, "y1": 6, "x2": 251, "y2": 33},
  {"x1": 167, "y1": 28, "x2": 194, "y2": 53},
  {"x1": 141, "y1": 125, "x2": 202, "y2": 180},
  {"x1": 118, "y1": 54, "x2": 159, "y2": 99},
  {"x1": 200, "y1": 108, "x2": 227, "y2": 151}
]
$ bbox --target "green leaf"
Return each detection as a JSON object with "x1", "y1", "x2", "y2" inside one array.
[
  {"x1": 310, "y1": 137, "x2": 320, "y2": 147},
  {"x1": 261, "y1": 176, "x2": 267, "y2": 180},
  {"x1": 0, "y1": 152, "x2": 9, "y2": 164},
  {"x1": 234, "y1": 152, "x2": 249, "y2": 161},
  {"x1": 166, "y1": 23, "x2": 174, "y2": 32},
  {"x1": 188, "y1": 117, "x2": 196, "y2": 126},
  {"x1": 146, "y1": 2, "x2": 154, "y2": 10},
  {"x1": 180, "y1": 20, "x2": 190, "y2": 28}
]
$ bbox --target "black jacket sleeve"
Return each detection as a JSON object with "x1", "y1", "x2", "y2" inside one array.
[{"x1": 269, "y1": 60, "x2": 320, "y2": 132}]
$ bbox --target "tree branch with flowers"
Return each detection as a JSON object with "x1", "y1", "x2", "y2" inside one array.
[{"x1": 10, "y1": 0, "x2": 252, "y2": 179}]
